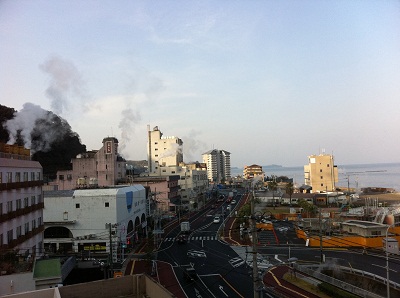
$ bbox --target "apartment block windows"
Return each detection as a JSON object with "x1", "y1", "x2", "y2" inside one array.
[
  {"x1": 25, "y1": 222, "x2": 29, "y2": 234},
  {"x1": 24, "y1": 197, "x2": 29, "y2": 208},
  {"x1": 36, "y1": 172, "x2": 41, "y2": 180},
  {"x1": 59, "y1": 175, "x2": 64, "y2": 180},
  {"x1": 7, "y1": 201, "x2": 12, "y2": 212},
  {"x1": 37, "y1": 194, "x2": 42, "y2": 203},
  {"x1": 76, "y1": 203, "x2": 80, "y2": 208},
  {"x1": 31, "y1": 172, "x2": 35, "y2": 181},
  {"x1": 31, "y1": 196, "x2": 36, "y2": 205},
  {"x1": 38, "y1": 217, "x2": 42, "y2": 226},
  {"x1": 7, "y1": 230, "x2": 13, "y2": 243},
  {"x1": 15, "y1": 172, "x2": 21, "y2": 182},
  {"x1": 67, "y1": 174, "x2": 72, "y2": 180},
  {"x1": 0, "y1": 203, "x2": 2, "y2": 216},
  {"x1": 32, "y1": 219, "x2": 36, "y2": 229},
  {"x1": 16, "y1": 226, "x2": 22, "y2": 238},
  {"x1": 7, "y1": 172, "x2": 12, "y2": 183},
  {"x1": 16, "y1": 199, "x2": 22, "y2": 210},
  {"x1": 105, "y1": 202, "x2": 109, "y2": 207}
]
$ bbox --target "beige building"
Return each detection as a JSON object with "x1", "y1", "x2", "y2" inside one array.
[
  {"x1": 243, "y1": 164, "x2": 264, "y2": 180},
  {"x1": 49, "y1": 137, "x2": 127, "y2": 190},
  {"x1": 147, "y1": 126, "x2": 183, "y2": 175},
  {"x1": 304, "y1": 154, "x2": 338, "y2": 193}
]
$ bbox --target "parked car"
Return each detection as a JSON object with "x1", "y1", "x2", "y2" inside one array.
[
  {"x1": 226, "y1": 205, "x2": 231, "y2": 211},
  {"x1": 184, "y1": 267, "x2": 197, "y2": 282},
  {"x1": 230, "y1": 200, "x2": 236, "y2": 205},
  {"x1": 213, "y1": 216, "x2": 221, "y2": 223}
]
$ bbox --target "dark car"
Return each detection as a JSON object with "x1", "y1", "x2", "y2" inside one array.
[{"x1": 184, "y1": 267, "x2": 197, "y2": 282}]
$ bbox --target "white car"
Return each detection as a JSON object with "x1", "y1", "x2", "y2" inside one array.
[
  {"x1": 230, "y1": 200, "x2": 236, "y2": 205},
  {"x1": 213, "y1": 216, "x2": 221, "y2": 223}
]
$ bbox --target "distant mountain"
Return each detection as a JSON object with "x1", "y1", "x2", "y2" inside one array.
[{"x1": 263, "y1": 164, "x2": 283, "y2": 168}]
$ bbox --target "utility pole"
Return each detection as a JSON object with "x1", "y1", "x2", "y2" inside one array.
[
  {"x1": 108, "y1": 223, "x2": 113, "y2": 276},
  {"x1": 251, "y1": 190, "x2": 260, "y2": 298}
]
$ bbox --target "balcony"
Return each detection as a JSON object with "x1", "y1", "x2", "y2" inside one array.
[
  {"x1": 0, "y1": 180, "x2": 44, "y2": 191},
  {"x1": 0, "y1": 225, "x2": 44, "y2": 251},
  {"x1": 0, "y1": 202, "x2": 44, "y2": 224}
]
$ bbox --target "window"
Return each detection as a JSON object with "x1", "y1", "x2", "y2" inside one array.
[
  {"x1": 105, "y1": 202, "x2": 109, "y2": 207},
  {"x1": 59, "y1": 175, "x2": 64, "y2": 180},
  {"x1": 32, "y1": 219, "x2": 36, "y2": 229},
  {"x1": 155, "y1": 148, "x2": 158, "y2": 151},
  {"x1": 63, "y1": 212, "x2": 68, "y2": 220},
  {"x1": 76, "y1": 203, "x2": 80, "y2": 208},
  {"x1": 37, "y1": 194, "x2": 42, "y2": 203},
  {"x1": 16, "y1": 226, "x2": 22, "y2": 238},
  {"x1": 31, "y1": 172, "x2": 35, "y2": 181},
  {"x1": 38, "y1": 217, "x2": 42, "y2": 226},
  {"x1": 7, "y1": 172, "x2": 12, "y2": 183},
  {"x1": 0, "y1": 234, "x2": 3, "y2": 246},
  {"x1": 327, "y1": 164, "x2": 330, "y2": 167},
  {"x1": 0, "y1": 172, "x2": 2, "y2": 183},
  {"x1": 155, "y1": 154, "x2": 158, "y2": 157},
  {"x1": 0, "y1": 203, "x2": 2, "y2": 215},
  {"x1": 7, "y1": 230, "x2": 13, "y2": 243},
  {"x1": 321, "y1": 183, "x2": 324, "y2": 187},
  {"x1": 67, "y1": 174, "x2": 72, "y2": 180},
  {"x1": 154, "y1": 142, "x2": 158, "y2": 145},
  {"x1": 15, "y1": 172, "x2": 21, "y2": 182},
  {"x1": 24, "y1": 197, "x2": 29, "y2": 208},
  {"x1": 16, "y1": 199, "x2": 22, "y2": 210},
  {"x1": 7, "y1": 201, "x2": 13, "y2": 212},
  {"x1": 23, "y1": 172, "x2": 28, "y2": 182},
  {"x1": 25, "y1": 222, "x2": 29, "y2": 234},
  {"x1": 320, "y1": 169, "x2": 322, "y2": 173},
  {"x1": 320, "y1": 176, "x2": 323, "y2": 179},
  {"x1": 31, "y1": 196, "x2": 36, "y2": 205},
  {"x1": 36, "y1": 172, "x2": 41, "y2": 180}
]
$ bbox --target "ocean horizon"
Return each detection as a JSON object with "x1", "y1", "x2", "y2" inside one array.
[{"x1": 232, "y1": 162, "x2": 400, "y2": 191}]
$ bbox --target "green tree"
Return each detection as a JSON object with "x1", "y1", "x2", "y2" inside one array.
[
  {"x1": 268, "y1": 181, "x2": 278, "y2": 209},
  {"x1": 298, "y1": 199, "x2": 318, "y2": 217},
  {"x1": 285, "y1": 182, "x2": 294, "y2": 206}
]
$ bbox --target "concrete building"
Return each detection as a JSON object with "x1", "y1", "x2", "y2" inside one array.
[
  {"x1": 243, "y1": 164, "x2": 264, "y2": 180},
  {"x1": 1, "y1": 274, "x2": 174, "y2": 298},
  {"x1": 147, "y1": 126, "x2": 183, "y2": 175},
  {"x1": 0, "y1": 143, "x2": 44, "y2": 258},
  {"x1": 131, "y1": 175, "x2": 181, "y2": 213},
  {"x1": 49, "y1": 137, "x2": 128, "y2": 191},
  {"x1": 43, "y1": 185, "x2": 147, "y2": 259},
  {"x1": 179, "y1": 163, "x2": 208, "y2": 210},
  {"x1": 202, "y1": 149, "x2": 231, "y2": 183},
  {"x1": 304, "y1": 153, "x2": 338, "y2": 193}
]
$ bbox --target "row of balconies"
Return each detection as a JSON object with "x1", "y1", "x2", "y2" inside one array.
[
  {"x1": 0, "y1": 180, "x2": 43, "y2": 191},
  {"x1": 0, "y1": 202, "x2": 44, "y2": 224},
  {"x1": 0, "y1": 225, "x2": 44, "y2": 251}
]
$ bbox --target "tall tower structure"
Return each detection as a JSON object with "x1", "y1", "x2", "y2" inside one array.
[
  {"x1": 304, "y1": 153, "x2": 338, "y2": 193},
  {"x1": 202, "y1": 149, "x2": 231, "y2": 183},
  {"x1": 147, "y1": 126, "x2": 183, "y2": 174}
]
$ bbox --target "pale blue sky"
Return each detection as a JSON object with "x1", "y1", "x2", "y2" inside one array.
[{"x1": 1, "y1": 0, "x2": 399, "y2": 167}]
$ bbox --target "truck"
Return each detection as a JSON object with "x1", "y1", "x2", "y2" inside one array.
[{"x1": 180, "y1": 221, "x2": 190, "y2": 234}]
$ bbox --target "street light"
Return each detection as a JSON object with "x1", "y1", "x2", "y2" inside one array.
[{"x1": 385, "y1": 224, "x2": 394, "y2": 298}]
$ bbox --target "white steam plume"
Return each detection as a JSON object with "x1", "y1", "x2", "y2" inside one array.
[
  {"x1": 40, "y1": 56, "x2": 87, "y2": 115},
  {"x1": 5, "y1": 102, "x2": 48, "y2": 149},
  {"x1": 182, "y1": 130, "x2": 207, "y2": 163}
]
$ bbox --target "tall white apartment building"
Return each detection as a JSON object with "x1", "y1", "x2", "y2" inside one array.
[
  {"x1": 0, "y1": 143, "x2": 44, "y2": 257},
  {"x1": 147, "y1": 126, "x2": 183, "y2": 175},
  {"x1": 202, "y1": 149, "x2": 231, "y2": 183},
  {"x1": 304, "y1": 153, "x2": 338, "y2": 193}
]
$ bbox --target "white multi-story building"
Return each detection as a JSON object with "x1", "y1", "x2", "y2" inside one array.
[
  {"x1": 43, "y1": 185, "x2": 147, "y2": 259},
  {"x1": 179, "y1": 163, "x2": 209, "y2": 209},
  {"x1": 147, "y1": 126, "x2": 183, "y2": 175},
  {"x1": 202, "y1": 149, "x2": 231, "y2": 183},
  {"x1": 0, "y1": 143, "x2": 44, "y2": 257}
]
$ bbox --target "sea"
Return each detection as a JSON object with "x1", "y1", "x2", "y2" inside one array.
[{"x1": 231, "y1": 163, "x2": 400, "y2": 192}]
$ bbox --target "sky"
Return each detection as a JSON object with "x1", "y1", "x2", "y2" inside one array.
[{"x1": 1, "y1": 0, "x2": 399, "y2": 168}]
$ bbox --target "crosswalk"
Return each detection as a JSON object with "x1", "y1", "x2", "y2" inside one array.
[{"x1": 164, "y1": 235, "x2": 218, "y2": 242}]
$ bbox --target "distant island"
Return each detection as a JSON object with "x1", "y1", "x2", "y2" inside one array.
[{"x1": 263, "y1": 164, "x2": 283, "y2": 168}]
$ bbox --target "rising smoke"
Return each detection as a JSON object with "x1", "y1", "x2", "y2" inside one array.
[{"x1": 40, "y1": 56, "x2": 88, "y2": 115}]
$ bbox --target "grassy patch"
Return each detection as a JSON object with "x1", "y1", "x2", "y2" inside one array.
[{"x1": 283, "y1": 272, "x2": 331, "y2": 298}]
